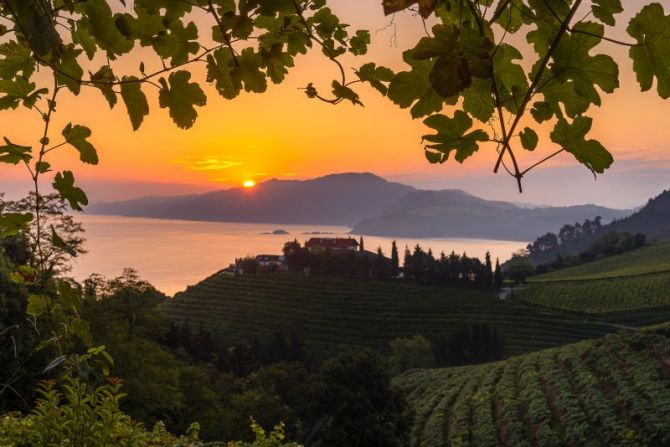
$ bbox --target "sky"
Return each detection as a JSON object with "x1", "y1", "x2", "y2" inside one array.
[{"x1": 0, "y1": 1, "x2": 668, "y2": 209}]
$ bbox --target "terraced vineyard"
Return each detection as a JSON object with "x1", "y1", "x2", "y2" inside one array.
[
  {"x1": 161, "y1": 274, "x2": 619, "y2": 358},
  {"x1": 532, "y1": 241, "x2": 670, "y2": 281},
  {"x1": 395, "y1": 331, "x2": 670, "y2": 447},
  {"x1": 520, "y1": 241, "x2": 670, "y2": 321}
]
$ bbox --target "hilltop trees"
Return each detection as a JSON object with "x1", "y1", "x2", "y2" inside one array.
[{"x1": 403, "y1": 245, "x2": 494, "y2": 288}]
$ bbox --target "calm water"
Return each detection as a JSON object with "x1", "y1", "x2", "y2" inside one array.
[{"x1": 70, "y1": 215, "x2": 525, "y2": 296}]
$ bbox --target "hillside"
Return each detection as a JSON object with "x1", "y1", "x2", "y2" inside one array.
[
  {"x1": 160, "y1": 274, "x2": 620, "y2": 359},
  {"x1": 395, "y1": 331, "x2": 670, "y2": 447},
  {"x1": 351, "y1": 189, "x2": 629, "y2": 240},
  {"x1": 87, "y1": 173, "x2": 414, "y2": 226},
  {"x1": 527, "y1": 188, "x2": 670, "y2": 264},
  {"x1": 520, "y1": 242, "x2": 670, "y2": 321}
]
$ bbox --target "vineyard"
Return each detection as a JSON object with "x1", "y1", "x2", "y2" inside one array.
[
  {"x1": 161, "y1": 274, "x2": 619, "y2": 358},
  {"x1": 520, "y1": 241, "x2": 670, "y2": 318},
  {"x1": 531, "y1": 241, "x2": 670, "y2": 282},
  {"x1": 520, "y1": 272, "x2": 670, "y2": 315},
  {"x1": 395, "y1": 331, "x2": 670, "y2": 447}
]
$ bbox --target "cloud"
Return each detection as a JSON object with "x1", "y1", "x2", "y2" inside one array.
[{"x1": 172, "y1": 156, "x2": 243, "y2": 171}]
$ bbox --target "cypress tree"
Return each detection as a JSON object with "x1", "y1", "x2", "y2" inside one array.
[
  {"x1": 391, "y1": 240, "x2": 399, "y2": 278},
  {"x1": 494, "y1": 258, "x2": 503, "y2": 288}
]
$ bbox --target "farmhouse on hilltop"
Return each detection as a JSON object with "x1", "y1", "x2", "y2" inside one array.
[{"x1": 305, "y1": 237, "x2": 359, "y2": 253}]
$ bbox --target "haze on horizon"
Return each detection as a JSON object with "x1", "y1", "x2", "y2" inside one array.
[{"x1": 0, "y1": 1, "x2": 667, "y2": 209}]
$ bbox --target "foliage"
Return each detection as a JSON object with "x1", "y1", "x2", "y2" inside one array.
[
  {"x1": 349, "y1": 1, "x2": 670, "y2": 191},
  {"x1": 3, "y1": 193, "x2": 86, "y2": 276},
  {"x1": 395, "y1": 331, "x2": 670, "y2": 447},
  {"x1": 402, "y1": 244, "x2": 494, "y2": 288},
  {"x1": 502, "y1": 250, "x2": 534, "y2": 284},
  {"x1": 432, "y1": 323, "x2": 504, "y2": 367},
  {"x1": 388, "y1": 335, "x2": 435, "y2": 375},
  {"x1": 306, "y1": 349, "x2": 409, "y2": 447}
]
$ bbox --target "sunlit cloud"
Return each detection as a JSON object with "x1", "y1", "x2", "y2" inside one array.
[{"x1": 172, "y1": 156, "x2": 243, "y2": 172}]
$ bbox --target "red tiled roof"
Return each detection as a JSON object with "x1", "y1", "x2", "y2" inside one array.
[{"x1": 305, "y1": 237, "x2": 359, "y2": 249}]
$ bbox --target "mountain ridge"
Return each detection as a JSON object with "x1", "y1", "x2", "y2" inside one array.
[{"x1": 88, "y1": 172, "x2": 632, "y2": 240}]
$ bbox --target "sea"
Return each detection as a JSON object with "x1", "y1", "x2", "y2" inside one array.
[{"x1": 69, "y1": 214, "x2": 526, "y2": 296}]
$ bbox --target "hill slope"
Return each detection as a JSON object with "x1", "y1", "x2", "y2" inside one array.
[
  {"x1": 160, "y1": 274, "x2": 620, "y2": 359},
  {"x1": 395, "y1": 331, "x2": 670, "y2": 447},
  {"x1": 351, "y1": 189, "x2": 629, "y2": 240},
  {"x1": 88, "y1": 173, "x2": 415, "y2": 226},
  {"x1": 520, "y1": 242, "x2": 670, "y2": 321}
]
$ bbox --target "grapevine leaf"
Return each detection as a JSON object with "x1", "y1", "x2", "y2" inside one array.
[
  {"x1": 153, "y1": 21, "x2": 199, "y2": 66},
  {"x1": 260, "y1": 43, "x2": 294, "y2": 84},
  {"x1": 356, "y1": 63, "x2": 394, "y2": 96},
  {"x1": 0, "y1": 212, "x2": 32, "y2": 238},
  {"x1": 27, "y1": 294, "x2": 51, "y2": 317},
  {"x1": 592, "y1": 0, "x2": 623, "y2": 26},
  {"x1": 62, "y1": 124, "x2": 98, "y2": 165},
  {"x1": 233, "y1": 48, "x2": 267, "y2": 93},
  {"x1": 11, "y1": 0, "x2": 61, "y2": 56},
  {"x1": 462, "y1": 77, "x2": 495, "y2": 122},
  {"x1": 332, "y1": 81, "x2": 362, "y2": 106},
  {"x1": 91, "y1": 66, "x2": 116, "y2": 108},
  {"x1": 382, "y1": 0, "x2": 436, "y2": 18},
  {"x1": 84, "y1": 0, "x2": 134, "y2": 57},
  {"x1": 388, "y1": 50, "x2": 445, "y2": 119},
  {"x1": 550, "y1": 117, "x2": 613, "y2": 174},
  {"x1": 206, "y1": 48, "x2": 238, "y2": 99},
  {"x1": 531, "y1": 101, "x2": 553, "y2": 123},
  {"x1": 0, "y1": 41, "x2": 35, "y2": 79},
  {"x1": 52, "y1": 171, "x2": 88, "y2": 211},
  {"x1": 349, "y1": 30, "x2": 370, "y2": 56},
  {"x1": 54, "y1": 45, "x2": 84, "y2": 94},
  {"x1": 72, "y1": 22, "x2": 97, "y2": 60},
  {"x1": 422, "y1": 111, "x2": 489, "y2": 163},
  {"x1": 0, "y1": 137, "x2": 31, "y2": 164},
  {"x1": 158, "y1": 71, "x2": 207, "y2": 129},
  {"x1": 520, "y1": 127, "x2": 538, "y2": 151},
  {"x1": 627, "y1": 3, "x2": 670, "y2": 99},
  {"x1": 35, "y1": 161, "x2": 51, "y2": 173},
  {"x1": 120, "y1": 77, "x2": 149, "y2": 130}
]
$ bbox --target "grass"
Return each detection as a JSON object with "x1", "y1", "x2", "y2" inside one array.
[
  {"x1": 395, "y1": 331, "x2": 670, "y2": 447},
  {"x1": 160, "y1": 273, "x2": 620, "y2": 359}
]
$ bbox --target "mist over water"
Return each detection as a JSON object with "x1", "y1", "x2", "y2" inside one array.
[{"x1": 70, "y1": 215, "x2": 525, "y2": 296}]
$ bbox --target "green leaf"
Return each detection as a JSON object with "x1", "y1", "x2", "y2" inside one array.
[
  {"x1": 207, "y1": 48, "x2": 238, "y2": 99},
  {"x1": 462, "y1": 77, "x2": 494, "y2": 122},
  {"x1": 158, "y1": 71, "x2": 207, "y2": 129},
  {"x1": 0, "y1": 212, "x2": 32, "y2": 238},
  {"x1": 0, "y1": 137, "x2": 31, "y2": 164},
  {"x1": 356, "y1": 63, "x2": 394, "y2": 96},
  {"x1": 84, "y1": 0, "x2": 134, "y2": 57},
  {"x1": 52, "y1": 171, "x2": 88, "y2": 211},
  {"x1": 388, "y1": 50, "x2": 445, "y2": 119},
  {"x1": 520, "y1": 127, "x2": 538, "y2": 151},
  {"x1": 54, "y1": 44, "x2": 84, "y2": 94},
  {"x1": 11, "y1": 0, "x2": 61, "y2": 56},
  {"x1": 0, "y1": 40, "x2": 35, "y2": 79},
  {"x1": 51, "y1": 226, "x2": 78, "y2": 256},
  {"x1": 422, "y1": 111, "x2": 489, "y2": 163},
  {"x1": 260, "y1": 43, "x2": 294, "y2": 84},
  {"x1": 120, "y1": 77, "x2": 149, "y2": 130},
  {"x1": 72, "y1": 22, "x2": 97, "y2": 60},
  {"x1": 530, "y1": 101, "x2": 553, "y2": 123},
  {"x1": 592, "y1": 0, "x2": 623, "y2": 26},
  {"x1": 349, "y1": 30, "x2": 370, "y2": 56},
  {"x1": 91, "y1": 66, "x2": 116, "y2": 108},
  {"x1": 493, "y1": 44, "x2": 528, "y2": 113},
  {"x1": 153, "y1": 20, "x2": 199, "y2": 66},
  {"x1": 0, "y1": 78, "x2": 45, "y2": 110},
  {"x1": 27, "y1": 294, "x2": 51, "y2": 317},
  {"x1": 627, "y1": 3, "x2": 670, "y2": 99},
  {"x1": 550, "y1": 117, "x2": 613, "y2": 174},
  {"x1": 332, "y1": 81, "x2": 362, "y2": 106},
  {"x1": 62, "y1": 123, "x2": 98, "y2": 164},
  {"x1": 35, "y1": 161, "x2": 51, "y2": 173}
]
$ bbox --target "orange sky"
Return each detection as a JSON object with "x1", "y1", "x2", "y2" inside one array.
[{"x1": 1, "y1": 1, "x2": 668, "y2": 208}]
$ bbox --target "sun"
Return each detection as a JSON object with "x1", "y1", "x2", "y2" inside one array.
[{"x1": 243, "y1": 180, "x2": 256, "y2": 188}]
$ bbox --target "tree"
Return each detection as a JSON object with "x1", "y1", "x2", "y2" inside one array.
[
  {"x1": 484, "y1": 251, "x2": 493, "y2": 287},
  {"x1": 494, "y1": 258, "x2": 503, "y2": 288},
  {"x1": 504, "y1": 252, "x2": 534, "y2": 284},
  {"x1": 5, "y1": 194, "x2": 85, "y2": 277},
  {"x1": 306, "y1": 349, "x2": 409, "y2": 447},
  {"x1": 347, "y1": 1, "x2": 670, "y2": 192},
  {"x1": 388, "y1": 335, "x2": 435, "y2": 375},
  {"x1": 390, "y1": 240, "x2": 400, "y2": 278},
  {"x1": 358, "y1": 236, "x2": 364, "y2": 252}
]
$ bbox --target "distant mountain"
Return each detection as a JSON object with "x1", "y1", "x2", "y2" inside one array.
[
  {"x1": 87, "y1": 173, "x2": 415, "y2": 226},
  {"x1": 351, "y1": 189, "x2": 630, "y2": 241}
]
